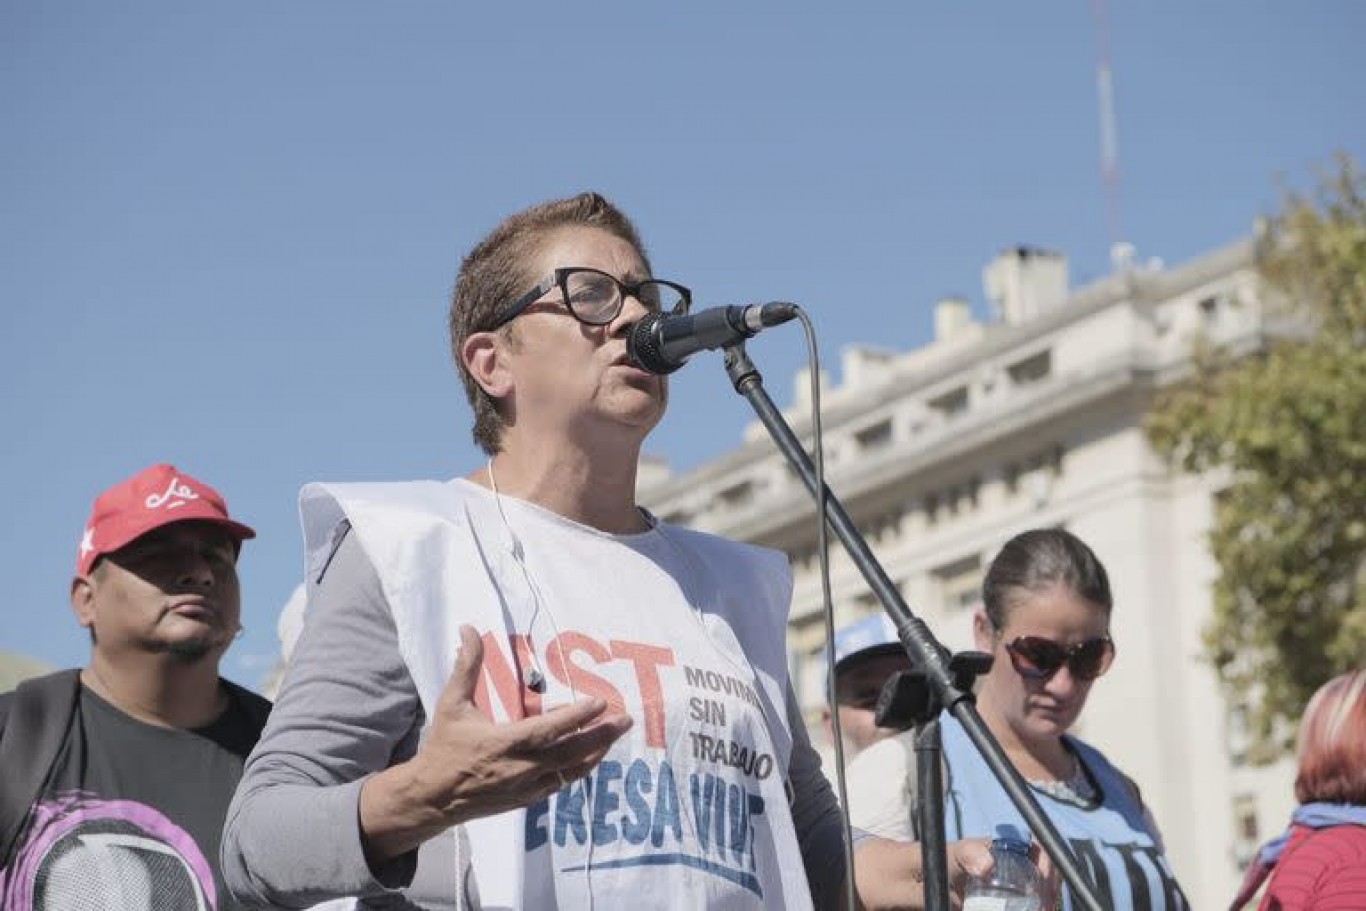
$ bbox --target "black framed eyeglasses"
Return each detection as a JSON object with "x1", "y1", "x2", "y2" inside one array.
[
  {"x1": 491, "y1": 267, "x2": 691, "y2": 330},
  {"x1": 1003, "y1": 635, "x2": 1115, "y2": 682}
]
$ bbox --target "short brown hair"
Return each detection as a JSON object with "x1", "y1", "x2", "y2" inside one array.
[
  {"x1": 1295, "y1": 669, "x2": 1366, "y2": 804},
  {"x1": 449, "y1": 192, "x2": 651, "y2": 455}
]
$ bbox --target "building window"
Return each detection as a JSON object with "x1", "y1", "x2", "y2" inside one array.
[
  {"x1": 1048, "y1": 444, "x2": 1065, "y2": 476},
  {"x1": 855, "y1": 419, "x2": 893, "y2": 451},
  {"x1": 718, "y1": 480, "x2": 754, "y2": 509},
  {"x1": 1232, "y1": 793, "x2": 1259, "y2": 869},
  {"x1": 1228, "y1": 701, "x2": 1252, "y2": 767},
  {"x1": 1007, "y1": 350, "x2": 1052, "y2": 385},
  {"x1": 792, "y1": 644, "x2": 824, "y2": 710},
  {"x1": 866, "y1": 507, "x2": 902, "y2": 543},
  {"x1": 788, "y1": 546, "x2": 820, "y2": 573},
  {"x1": 851, "y1": 592, "x2": 880, "y2": 614},
  {"x1": 1002, "y1": 447, "x2": 1065, "y2": 504},
  {"x1": 928, "y1": 386, "x2": 969, "y2": 418},
  {"x1": 935, "y1": 555, "x2": 982, "y2": 614}
]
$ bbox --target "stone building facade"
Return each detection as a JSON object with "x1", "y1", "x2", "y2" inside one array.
[{"x1": 638, "y1": 238, "x2": 1297, "y2": 909}]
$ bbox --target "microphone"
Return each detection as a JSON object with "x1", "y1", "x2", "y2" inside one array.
[{"x1": 626, "y1": 302, "x2": 799, "y2": 374}]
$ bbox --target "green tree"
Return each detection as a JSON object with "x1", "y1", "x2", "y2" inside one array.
[{"x1": 1147, "y1": 154, "x2": 1366, "y2": 760}]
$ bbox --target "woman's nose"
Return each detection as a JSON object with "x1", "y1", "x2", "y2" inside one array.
[
  {"x1": 610, "y1": 292, "x2": 652, "y2": 336},
  {"x1": 1043, "y1": 664, "x2": 1082, "y2": 696}
]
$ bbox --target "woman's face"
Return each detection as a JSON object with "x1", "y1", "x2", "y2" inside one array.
[
  {"x1": 499, "y1": 226, "x2": 668, "y2": 443},
  {"x1": 973, "y1": 582, "x2": 1111, "y2": 744}
]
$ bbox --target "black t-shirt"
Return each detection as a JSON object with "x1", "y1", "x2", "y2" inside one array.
[{"x1": 0, "y1": 684, "x2": 265, "y2": 911}]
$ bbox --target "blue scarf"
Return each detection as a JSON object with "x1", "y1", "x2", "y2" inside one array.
[
  {"x1": 1229, "y1": 802, "x2": 1366, "y2": 909},
  {"x1": 1256, "y1": 802, "x2": 1366, "y2": 866}
]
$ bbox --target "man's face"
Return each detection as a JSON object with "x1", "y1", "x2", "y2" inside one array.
[
  {"x1": 72, "y1": 520, "x2": 242, "y2": 663},
  {"x1": 830, "y1": 651, "x2": 913, "y2": 755}
]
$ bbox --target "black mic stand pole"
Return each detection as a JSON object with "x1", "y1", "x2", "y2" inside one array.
[{"x1": 721, "y1": 342, "x2": 1107, "y2": 911}]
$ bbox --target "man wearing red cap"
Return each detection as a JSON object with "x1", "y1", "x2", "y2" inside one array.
[{"x1": 0, "y1": 463, "x2": 271, "y2": 911}]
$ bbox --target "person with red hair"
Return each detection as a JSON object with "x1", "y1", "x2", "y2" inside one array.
[{"x1": 1230, "y1": 669, "x2": 1366, "y2": 910}]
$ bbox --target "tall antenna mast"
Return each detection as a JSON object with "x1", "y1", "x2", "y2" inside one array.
[{"x1": 1091, "y1": 0, "x2": 1124, "y2": 256}]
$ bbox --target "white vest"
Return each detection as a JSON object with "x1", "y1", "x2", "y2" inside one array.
[{"x1": 301, "y1": 479, "x2": 812, "y2": 910}]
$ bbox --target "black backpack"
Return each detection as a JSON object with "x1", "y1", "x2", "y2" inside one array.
[{"x1": 0, "y1": 669, "x2": 82, "y2": 872}]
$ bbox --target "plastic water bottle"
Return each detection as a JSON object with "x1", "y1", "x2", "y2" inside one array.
[{"x1": 962, "y1": 837, "x2": 1044, "y2": 911}]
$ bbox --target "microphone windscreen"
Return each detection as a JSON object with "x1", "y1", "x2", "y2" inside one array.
[{"x1": 625, "y1": 313, "x2": 683, "y2": 375}]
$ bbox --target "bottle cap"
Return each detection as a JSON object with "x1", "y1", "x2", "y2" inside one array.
[{"x1": 991, "y1": 836, "x2": 1032, "y2": 857}]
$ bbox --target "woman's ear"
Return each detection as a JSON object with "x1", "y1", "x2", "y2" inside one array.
[
  {"x1": 462, "y1": 331, "x2": 514, "y2": 400},
  {"x1": 972, "y1": 608, "x2": 995, "y2": 652}
]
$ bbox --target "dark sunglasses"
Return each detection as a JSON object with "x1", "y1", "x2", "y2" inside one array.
[{"x1": 1003, "y1": 635, "x2": 1115, "y2": 682}]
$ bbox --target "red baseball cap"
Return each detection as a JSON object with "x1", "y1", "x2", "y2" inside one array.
[{"x1": 76, "y1": 463, "x2": 256, "y2": 576}]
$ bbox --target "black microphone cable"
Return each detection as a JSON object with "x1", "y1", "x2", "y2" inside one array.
[{"x1": 790, "y1": 308, "x2": 861, "y2": 911}]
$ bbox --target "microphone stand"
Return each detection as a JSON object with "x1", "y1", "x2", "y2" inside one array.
[{"x1": 721, "y1": 342, "x2": 1107, "y2": 911}]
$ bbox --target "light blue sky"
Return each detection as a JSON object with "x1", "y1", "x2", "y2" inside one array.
[{"x1": 3, "y1": 2, "x2": 1361, "y2": 684}]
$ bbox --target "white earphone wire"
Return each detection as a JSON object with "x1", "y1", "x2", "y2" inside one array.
[{"x1": 487, "y1": 458, "x2": 594, "y2": 906}]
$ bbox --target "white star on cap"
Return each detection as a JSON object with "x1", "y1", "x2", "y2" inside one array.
[{"x1": 80, "y1": 527, "x2": 95, "y2": 557}]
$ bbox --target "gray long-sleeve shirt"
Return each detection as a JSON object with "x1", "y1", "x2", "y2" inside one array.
[{"x1": 222, "y1": 528, "x2": 848, "y2": 909}]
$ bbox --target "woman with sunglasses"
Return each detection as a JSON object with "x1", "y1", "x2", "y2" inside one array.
[{"x1": 849, "y1": 528, "x2": 1190, "y2": 910}]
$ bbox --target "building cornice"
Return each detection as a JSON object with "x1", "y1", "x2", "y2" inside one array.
[{"x1": 641, "y1": 239, "x2": 1256, "y2": 504}]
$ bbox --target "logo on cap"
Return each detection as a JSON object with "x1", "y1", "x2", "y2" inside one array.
[{"x1": 145, "y1": 475, "x2": 201, "y2": 510}]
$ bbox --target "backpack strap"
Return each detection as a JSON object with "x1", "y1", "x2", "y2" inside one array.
[
  {"x1": 0, "y1": 669, "x2": 82, "y2": 870},
  {"x1": 220, "y1": 677, "x2": 272, "y2": 735}
]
